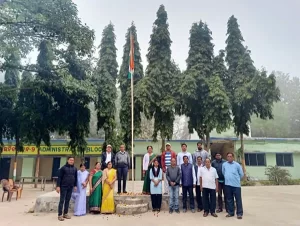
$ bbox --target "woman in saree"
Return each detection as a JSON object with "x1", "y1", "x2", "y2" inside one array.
[
  {"x1": 89, "y1": 162, "x2": 103, "y2": 213},
  {"x1": 101, "y1": 161, "x2": 117, "y2": 213},
  {"x1": 73, "y1": 164, "x2": 89, "y2": 216},
  {"x1": 142, "y1": 146, "x2": 157, "y2": 194}
]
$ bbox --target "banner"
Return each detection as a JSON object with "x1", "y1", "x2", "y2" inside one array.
[{"x1": 1, "y1": 145, "x2": 102, "y2": 156}]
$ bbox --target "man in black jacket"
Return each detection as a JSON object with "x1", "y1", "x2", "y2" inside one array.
[
  {"x1": 211, "y1": 152, "x2": 227, "y2": 213},
  {"x1": 56, "y1": 156, "x2": 77, "y2": 221},
  {"x1": 101, "y1": 144, "x2": 115, "y2": 170}
]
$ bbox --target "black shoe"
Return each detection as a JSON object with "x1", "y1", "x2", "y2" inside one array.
[
  {"x1": 169, "y1": 209, "x2": 173, "y2": 214},
  {"x1": 197, "y1": 208, "x2": 203, "y2": 212},
  {"x1": 123, "y1": 191, "x2": 128, "y2": 194},
  {"x1": 216, "y1": 209, "x2": 223, "y2": 213},
  {"x1": 175, "y1": 209, "x2": 180, "y2": 214},
  {"x1": 117, "y1": 192, "x2": 121, "y2": 194},
  {"x1": 152, "y1": 209, "x2": 156, "y2": 212},
  {"x1": 237, "y1": 215, "x2": 243, "y2": 220}
]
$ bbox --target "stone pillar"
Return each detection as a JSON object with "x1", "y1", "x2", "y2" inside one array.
[
  {"x1": 21, "y1": 158, "x2": 35, "y2": 182},
  {"x1": 60, "y1": 157, "x2": 67, "y2": 168},
  {"x1": 135, "y1": 156, "x2": 142, "y2": 181}
]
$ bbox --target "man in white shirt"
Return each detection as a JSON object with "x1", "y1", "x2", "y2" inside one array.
[
  {"x1": 101, "y1": 144, "x2": 115, "y2": 170},
  {"x1": 200, "y1": 158, "x2": 219, "y2": 218},
  {"x1": 194, "y1": 156, "x2": 203, "y2": 212},
  {"x1": 177, "y1": 143, "x2": 193, "y2": 167}
]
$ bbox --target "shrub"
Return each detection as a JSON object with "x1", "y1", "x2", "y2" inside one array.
[
  {"x1": 259, "y1": 180, "x2": 276, "y2": 186},
  {"x1": 287, "y1": 179, "x2": 300, "y2": 185},
  {"x1": 241, "y1": 180, "x2": 256, "y2": 186},
  {"x1": 265, "y1": 165, "x2": 291, "y2": 185}
]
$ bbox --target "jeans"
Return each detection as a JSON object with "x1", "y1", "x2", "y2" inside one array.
[
  {"x1": 217, "y1": 182, "x2": 228, "y2": 211},
  {"x1": 58, "y1": 186, "x2": 73, "y2": 216},
  {"x1": 225, "y1": 185, "x2": 243, "y2": 216},
  {"x1": 202, "y1": 188, "x2": 216, "y2": 214},
  {"x1": 169, "y1": 185, "x2": 179, "y2": 210},
  {"x1": 195, "y1": 185, "x2": 203, "y2": 210},
  {"x1": 182, "y1": 186, "x2": 194, "y2": 210},
  {"x1": 151, "y1": 194, "x2": 162, "y2": 210},
  {"x1": 117, "y1": 167, "x2": 128, "y2": 193}
]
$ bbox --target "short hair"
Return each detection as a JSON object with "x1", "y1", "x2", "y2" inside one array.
[
  {"x1": 197, "y1": 141, "x2": 202, "y2": 145},
  {"x1": 67, "y1": 156, "x2": 74, "y2": 160},
  {"x1": 181, "y1": 143, "x2": 187, "y2": 147},
  {"x1": 205, "y1": 158, "x2": 211, "y2": 162},
  {"x1": 183, "y1": 155, "x2": 189, "y2": 160},
  {"x1": 79, "y1": 164, "x2": 85, "y2": 168},
  {"x1": 215, "y1": 152, "x2": 221, "y2": 157},
  {"x1": 95, "y1": 162, "x2": 101, "y2": 166},
  {"x1": 197, "y1": 156, "x2": 202, "y2": 160},
  {"x1": 227, "y1": 152, "x2": 234, "y2": 157},
  {"x1": 171, "y1": 158, "x2": 176, "y2": 161},
  {"x1": 147, "y1": 145, "x2": 153, "y2": 150}
]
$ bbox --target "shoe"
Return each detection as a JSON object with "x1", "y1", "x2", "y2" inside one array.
[
  {"x1": 183, "y1": 209, "x2": 187, "y2": 213},
  {"x1": 175, "y1": 209, "x2": 180, "y2": 214},
  {"x1": 163, "y1": 192, "x2": 168, "y2": 195},
  {"x1": 123, "y1": 191, "x2": 128, "y2": 194},
  {"x1": 117, "y1": 192, "x2": 121, "y2": 194},
  {"x1": 152, "y1": 209, "x2": 156, "y2": 212},
  {"x1": 216, "y1": 209, "x2": 222, "y2": 213},
  {"x1": 226, "y1": 214, "x2": 234, "y2": 218},
  {"x1": 197, "y1": 209, "x2": 203, "y2": 212},
  {"x1": 191, "y1": 209, "x2": 195, "y2": 213},
  {"x1": 169, "y1": 209, "x2": 173, "y2": 214},
  {"x1": 157, "y1": 209, "x2": 160, "y2": 212},
  {"x1": 203, "y1": 212, "x2": 208, "y2": 217},
  {"x1": 237, "y1": 215, "x2": 243, "y2": 220},
  {"x1": 58, "y1": 216, "x2": 64, "y2": 221},
  {"x1": 211, "y1": 213, "x2": 218, "y2": 218},
  {"x1": 63, "y1": 214, "x2": 71, "y2": 219}
]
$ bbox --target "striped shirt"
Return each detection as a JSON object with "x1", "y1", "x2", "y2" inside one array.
[{"x1": 165, "y1": 152, "x2": 172, "y2": 166}]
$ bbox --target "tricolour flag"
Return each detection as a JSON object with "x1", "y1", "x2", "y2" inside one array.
[{"x1": 128, "y1": 32, "x2": 134, "y2": 79}]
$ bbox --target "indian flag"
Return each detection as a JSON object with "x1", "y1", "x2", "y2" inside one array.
[{"x1": 128, "y1": 32, "x2": 134, "y2": 79}]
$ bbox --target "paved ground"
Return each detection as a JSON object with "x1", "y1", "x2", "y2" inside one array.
[{"x1": 1, "y1": 182, "x2": 300, "y2": 226}]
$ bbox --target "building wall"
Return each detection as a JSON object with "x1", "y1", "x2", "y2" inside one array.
[
  {"x1": 246, "y1": 153, "x2": 300, "y2": 180},
  {"x1": 8, "y1": 158, "x2": 23, "y2": 179},
  {"x1": 39, "y1": 157, "x2": 53, "y2": 180}
]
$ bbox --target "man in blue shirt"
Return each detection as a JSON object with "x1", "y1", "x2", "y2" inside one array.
[{"x1": 222, "y1": 152, "x2": 244, "y2": 220}]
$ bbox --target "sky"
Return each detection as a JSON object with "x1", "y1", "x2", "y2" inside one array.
[
  {"x1": 0, "y1": 0, "x2": 299, "y2": 82},
  {"x1": 72, "y1": 0, "x2": 299, "y2": 78}
]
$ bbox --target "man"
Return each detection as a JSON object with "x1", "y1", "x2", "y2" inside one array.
[
  {"x1": 161, "y1": 143, "x2": 176, "y2": 195},
  {"x1": 115, "y1": 144, "x2": 130, "y2": 194},
  {"x1": 56, "y1": 156, "x2": 77, "y2": 221},
  {"x1": 177, "y1": 143, "x2": 192, "y2": 167},
  {"x1": 212, "y1": 152, "x2": 227, "y2": 213},
  {"x1": 194, "y1": 156, "x2": 203, "y2": 212},
  {"x1": 166, "y1": 158, "x2": 181, "y2": 214},
  {"x1": 101, "y1": 144, "x2": 115, "y2": 170},
  {"x1": 222, "y1": 152, "x2": 244, "y2": 219},
  {"x1": 193, "y1": 142, "x2": 209, "y2": 165},
  {"x1": 180, "y1": 155, "x2": 196, "y2": 213},
  {"x1": 200, "y1": 158, "x2": 219, "y2": 218}
]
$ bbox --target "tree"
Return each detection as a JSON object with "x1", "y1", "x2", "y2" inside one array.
[
  {"x1": 2, "y1": 52, "x2": 22, "y2": 180},
  {"x1": 225, "y1": 16, "x2": 280, "y2": 174},
  {"x1": 94, "y1": 23, "x2": 119, "y2": 145},
  {"x1": 180, "y1": 22, "x2": 231, "y2": 149},
  {"x1": 0, "y1": 0, "x2": 95, "y2": 70},
  {"x1": 136, "y1": 5, "x2": 179, "y2": 151},
  {"x1": 118, "y1": 23, "x2": 144, "y2": 151}
]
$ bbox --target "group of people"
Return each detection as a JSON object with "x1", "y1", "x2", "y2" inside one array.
[
  {"x1": 55, "y1": 144, "x2": 130, "y2": 221},
  {"x1": 142, "y1": 142, "x2": 244, "y2": 219}
]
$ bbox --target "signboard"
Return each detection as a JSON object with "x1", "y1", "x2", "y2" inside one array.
[{"x1": 1, "y1": 145, "x2": 102, "y2": 156}]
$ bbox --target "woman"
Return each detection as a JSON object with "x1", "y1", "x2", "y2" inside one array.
[
  {"x1": 73, "y1": 164, "x2": 89, "y2": 216},
  {"x1": 150, "y1": 159, "x2": 163, "y2": 212},
  {"x1": 89, "y1": 162, "x2": 103, "y2": 213},
  {"x1": 142, "y1": 146, "x2": 157, "y2": 194},
  {"x1": 101, "y1": 161, "x2": 117, "y2": 213}
]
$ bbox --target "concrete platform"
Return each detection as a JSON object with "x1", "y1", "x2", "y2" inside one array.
[{"x1": 34, "y1": 191, "x2": 201, "y2": 213}]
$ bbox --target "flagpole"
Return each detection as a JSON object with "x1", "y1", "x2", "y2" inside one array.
[{"x1": 130, "y1": 32, "x2": 135, "y2": 193}]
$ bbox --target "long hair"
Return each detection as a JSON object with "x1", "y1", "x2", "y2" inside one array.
[{"x1": 151, "y1": 159, "x2": 161, "y2": 177}]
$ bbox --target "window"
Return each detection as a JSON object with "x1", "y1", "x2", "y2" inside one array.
[
  {"x1": 276, "y1": 153, "x2": 293, "y2": 167},
  {"x1": 245, "y1": 153, "x2": 266, "y2": 166},
  {"x1": 84, "y1": 157, "x2": 90, "y2": 169}
]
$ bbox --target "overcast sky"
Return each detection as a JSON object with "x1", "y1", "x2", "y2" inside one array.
[{"x1": 73, "y1": 0, "x2": 299, "y2": 78}]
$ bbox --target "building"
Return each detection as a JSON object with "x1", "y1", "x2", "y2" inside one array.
[{"x1": 1, "y1": 137, "x2": 300, "y2": 181}]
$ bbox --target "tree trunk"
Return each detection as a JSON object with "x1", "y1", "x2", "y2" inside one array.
[
  {"x1": 161, "y1": 139, "x2": 165, "y2": 153},
  {"x1": 206, "y1": 132, "x2": 211, "y2": 158},
  {"x1": 13, "y1": 150, "x2": 18, "y2": 181},
  {"x1": 240, "y1": 133, "x2": 247, "y2": 178},
  {"x1": 34, "y1": 147, "x2": 41, "y2": 188}
]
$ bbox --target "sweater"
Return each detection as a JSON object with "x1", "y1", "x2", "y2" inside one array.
[
  {"x1": 115, "y1": 151, "x2": 130, "y2": 168},
  {"x1": 166, "y1": 165, "x2": 181, "y2": 185}
]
